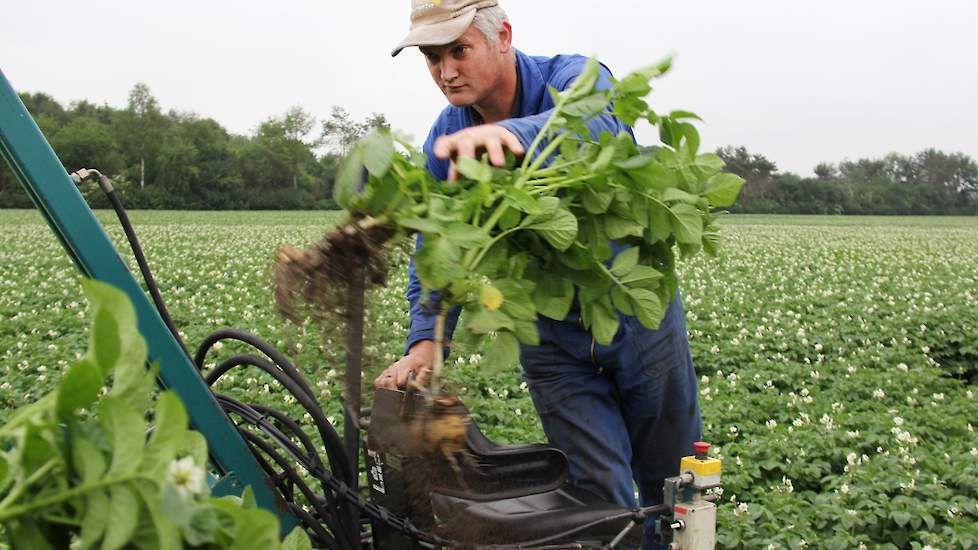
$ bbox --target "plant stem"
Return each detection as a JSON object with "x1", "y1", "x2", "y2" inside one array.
[
  {"x1": 0, "y1": 458, "x2": 59, "y2": 511},
  {"x1": 0, "y1": 473, "x2": 147, "y2": 523},
  {"x1": 430, "y1": 309, "x2": 447, "y2": 399},
  {"x1": 521, "y1": 133, "x2": 569, "y2": 181}
]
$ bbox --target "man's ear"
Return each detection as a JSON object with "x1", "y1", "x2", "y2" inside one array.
[{"x1": 498, "y1": 20, "x2": 513, "y2": 54}]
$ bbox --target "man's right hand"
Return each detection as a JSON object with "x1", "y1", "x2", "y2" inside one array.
[{"x1": 374, "y1": 340, "x2": 435, "y2": 390}]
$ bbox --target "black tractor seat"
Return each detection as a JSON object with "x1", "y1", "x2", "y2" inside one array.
[{"x1": 366, "y1": 388, "x2": 641, "y2": 549}]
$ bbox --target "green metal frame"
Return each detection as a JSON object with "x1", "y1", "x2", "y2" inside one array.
[{"x1": 0, "y1": 69, "x2": 295, "y2": 531}]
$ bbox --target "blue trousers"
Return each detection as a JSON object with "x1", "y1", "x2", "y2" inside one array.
[{"x1": 519, "y1": 294, "x2": 702, "y2": 550}]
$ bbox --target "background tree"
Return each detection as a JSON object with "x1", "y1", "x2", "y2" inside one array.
[
  {"x1": 2, "y1": 84, "x2": 975, "y2": 214},
  {"x1": 118, "y1": 83, "x2": 166, "y2": 188},
  {"x1": 320, "y1": 106, "x2": 389, "y2": 154}
]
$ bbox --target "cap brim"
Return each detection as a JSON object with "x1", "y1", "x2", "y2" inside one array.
[{"x1": 391, "y1": 8, "x2": 477, "y2": 57}]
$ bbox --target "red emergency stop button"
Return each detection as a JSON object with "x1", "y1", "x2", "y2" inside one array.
[{"x1": 693, "y1": 441, "x2": 710, "y2": 459}]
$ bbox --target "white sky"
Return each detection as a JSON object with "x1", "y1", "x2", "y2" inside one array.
[{"x1": 3, "y1": 0, "x2": 977, "y2": 175}]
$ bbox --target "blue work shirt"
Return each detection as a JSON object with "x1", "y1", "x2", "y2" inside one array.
[{"x1": 405, "y1": 49, "x2": 634, "y2": 353}]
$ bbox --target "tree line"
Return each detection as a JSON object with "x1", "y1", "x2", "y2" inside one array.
[
  {"x1": 1, "y1": 84, "x2": 976, "y2": 214},
  {"x1": 717, "y1": 146, "x2": 978, "y2": 215},
  {"x1": 0, "y1": 84, "x2": 387, "y2": 210}
]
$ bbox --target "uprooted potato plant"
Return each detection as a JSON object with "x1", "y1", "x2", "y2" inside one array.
[{"x1": 272, "y1": 56, "x2": 744, "y2": 398}]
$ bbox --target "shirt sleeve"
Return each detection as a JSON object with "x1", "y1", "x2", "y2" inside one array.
[{"x1": 497, "y1": 59, "x2": 633, "y2": 157}]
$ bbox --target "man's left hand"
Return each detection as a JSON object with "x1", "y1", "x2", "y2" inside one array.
[{"x1": 433, "y1": 124, "x2": 525, "y2": 181}]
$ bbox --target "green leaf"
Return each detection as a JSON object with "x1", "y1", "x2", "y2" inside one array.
[
  {"x1": 183, "y1": 506, "x2": 219, "y2": 546},
  {"x1": 398, "y1": 216, "x2": 442, "y2": 234},
  {"x1": 333, "y1": 147, "x2": 363, "y2": 209},
  {"x1": 702, "y1": 227, "x2": 722, "y2": 256},
  {"x1": 661, "y1": 188, "x2": 700, "y2": 204},
  {"x1": 282, "y1": 527, "x2": 314, "y2": 550},
  {"x1": 8, "y1": 518, "x2": 56, "y2": 550},
  {"x1": 483, "y1": 332, "x2": 520, "y2": 374},
  {"x1": 455, "y1": 156, "x2": 492, "y2": 183},
  {"x1": 133, "y1": 480, "x2": 181, "y2": 550},
  {"x1": 444, "y1": 222, "x2": 490, "y2": 248},
  {"x1": 415, "y1": 236, "x2": 461, "y2": 289},
  {"x1": 79, "y1": 491, "x2": 110, "y2": 550},
  {"x1": 100, "y1": 397, "x2": 145, "y2": 476},
  {"x1": 177, "y1": 430, "x2": 209, "y2": 468},
  {"x1": 92, "y1": 308, "x2": 121, "y2": 375},
  {"x1": 610, "y1": 247, "x2": 639, "y2": 278},
  {"x1": 57, "y1": 358, "x2": 103, "y2": 419},
  {"x1": 160, "y1": 482, "x2": 191, "y2": 527},
  {"x1": 621, "y1": 265, "x2": 664, "y2": 286},
  {"x1": 110, "y1": 358, "x2": 155, "y2": 419},
  {"x1": 241, "y1": 486, "x2": 257, "y2": 510},
  {"x1": 630, "y1": 289, "x2": 666, "y2": 330},
  {"x1": 668, "y1": 203, "x2": 703, "y2": 244},
  {"x1": 564, "y1": 92, "x2": 610, "y2": 118},
  {"x1": 496, "y1": 279, "x2": 537, "y2": 321},
  {"x1": 604, "y1": 216, "x2": 644, "y2": 239},
  {"x1": 512, "y1": 319, "x2": 540, "y2": 345},
  {"x1": 72, "y1": 436, "x2": 108, "y2": 485},
  {"x1": 669, "y1": 110, "x2": 702, "y2": 121},
  {"x1": 102, "y1": 485, "x2": 140, "y2": 550},
  {"x1": 703, "y1": 173, "x2": 744, "y2": 207},
  {"x1": 361, "y1": 130, "x2": 394, "y2": 178},
  {"x1": 581, "y1": 186, "x2": 614, "y2": 214},
  {"x1": 229, "y1": 507, "x2": 280, "y2": 550},
  {"x1": 497, "y1": 207, "x2": 521, "y2": 231},
  {"x1": 648, "y1": 201, "x2": 672, "y2": 242},
  {"x1": 611, "y1": 287, "x2": 635, "y2": 316},
  {"x1": 82, "y1": 279, "x2": 146, "y2": 373},
  {"x1": 523, "y1": 208, "x2": 578, "y2": 251},
  {"x1": 590, "y1": 144, "x2": 616, "y2": 172},
  {"x1": 564, "y1": 58, "x2": 601, "y2": 101},
  {"x1": 533, "y1": 276, "x2": 575, "y2": 320},
  {"x1": 466, "y1": 309, "x2": 514, "y2": 334},
  {"x1": 691, "y1": 153, "x2": 725, "y2": 176},
  {"x1": 503, "y1": 187, "x2": 542, "y2": 214},
  {"x1": 584, "y1": 297, "x2": 619, "y2": 346},
  {"x1": 144, "y1": 392, "x2": 188, "y2": 473},
  {"x1": 890, "y1": 510, "x2": 912, "y2": 528}
]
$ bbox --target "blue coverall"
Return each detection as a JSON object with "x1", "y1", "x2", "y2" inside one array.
[{"x1": 405, "y1": 49, "x2": 703, "y2": 549}]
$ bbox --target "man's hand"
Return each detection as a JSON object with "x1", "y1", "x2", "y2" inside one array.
[
  {"x1": 433, "y1": 124, "x2": 525, "y2": 181},
  {"x1": 374, "y1": 340, "x2": 435, "y2": 390}
]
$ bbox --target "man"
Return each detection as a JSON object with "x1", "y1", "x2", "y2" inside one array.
[{"x1": 375, "y1": 2, "x2": 702, "y2": 547}]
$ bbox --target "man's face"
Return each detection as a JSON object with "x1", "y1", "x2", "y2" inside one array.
[{"x1": 420, "y1": 23, "x2": 511, "y2": 108}]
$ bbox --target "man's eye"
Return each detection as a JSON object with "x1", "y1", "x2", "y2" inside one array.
[{"x1": 453, "y1": 46, "x2": 467, "y2": 57}]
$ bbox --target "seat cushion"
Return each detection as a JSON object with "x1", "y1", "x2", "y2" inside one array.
[{"x1": 430, "y1": 484, "x2": 642, "y2": 547}]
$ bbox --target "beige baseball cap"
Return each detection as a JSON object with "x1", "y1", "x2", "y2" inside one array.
[{"x1": 391, "y1": 0, "x2": 499, "y2": 57}]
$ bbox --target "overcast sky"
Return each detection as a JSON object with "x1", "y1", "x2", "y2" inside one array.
[{"x1": 3, "y1": 0, "x2": 977, "y2": 175}]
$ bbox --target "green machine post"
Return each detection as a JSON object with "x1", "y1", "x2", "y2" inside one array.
[{"x1": 0, "y1": 69, "x2": 296, "y2": 532}]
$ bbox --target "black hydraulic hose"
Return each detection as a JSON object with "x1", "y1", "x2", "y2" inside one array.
[
  {"x1": 195, "y1": 327, "x2": 317, "y2": 403},
  {"x1": 70, "y1": 168, "x2": 187, "y2": 352},
  {"x1": 206, "y1": 353, "x2": 354, "y2": 487},
  {"x1": 239, "y1": 429, "x2": 350, "y2": 550},
  {"x1": 220, "y1": 394, "x2": 359, "y2": 549},
  {"x1": 104, "y1": 187, "x2": 188, "y2": 352}
]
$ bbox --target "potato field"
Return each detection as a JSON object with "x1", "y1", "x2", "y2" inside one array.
[{"x1": 1, "y1": 210, "x2": 976, "y2": 549}]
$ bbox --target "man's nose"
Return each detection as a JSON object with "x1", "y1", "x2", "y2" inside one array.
[{"x1": 440, "y1": 59, "x2": 459, "y2": 82}]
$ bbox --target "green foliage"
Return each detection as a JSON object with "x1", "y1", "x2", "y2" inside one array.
[
  {"x1": 336, "y1": 57, "x2": 743, "y2": 360},
  {"x1": 0, "y1": 279, "x2": 310, "y2": 549},
  {"x1": 2, "y1": 211, "x2": 978, "y2": 548},
  {"x1": 719, "y1": 146, "x2": 978, "y2": 215}
]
